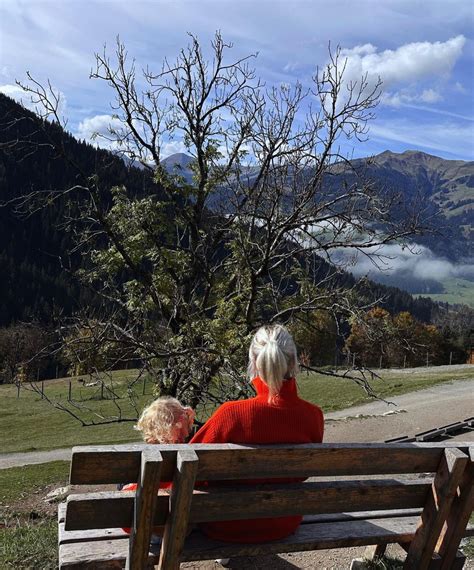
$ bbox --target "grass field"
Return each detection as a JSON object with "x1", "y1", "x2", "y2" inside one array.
[
  {"x1": 1, "y1": 365, "x2": 473, "y2": 455},
  {"x1": 418, "y1": 277, "x2": 474, "y2": 308},
  {"x1": 0, "y1": 461, "x2": 69, "y2": 569}
]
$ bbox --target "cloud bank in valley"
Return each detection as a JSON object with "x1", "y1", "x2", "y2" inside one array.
[{"x1": 342, "y1": 243, "x2": 474, "y2": 288}]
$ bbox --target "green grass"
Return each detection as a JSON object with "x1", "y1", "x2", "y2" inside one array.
[
  {"x1": 0, "y1": 461, "x2": 69, "y2": 505},
  {"x1": 0, "y1": 366, "x2": 472, "y2": 454},
  {"x1": 418, "y1": 277, "x2": 474, "y2": 308},
  {"x1": 0, "y1": 518, "x2": 58, "y2": 569},
  {"x1": 0, "y1": 371, "x2": 148, "y2": 454},
  {"x1": 0, "y1": 462, "x2": 70, "y2": 569},
  {"x1": 361, "y1": 557, "x2": 403, "y2": 569}
]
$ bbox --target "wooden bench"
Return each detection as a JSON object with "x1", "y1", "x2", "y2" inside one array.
[{"x1": 59, "y1": 442, "x2": 474, "y2": 570}]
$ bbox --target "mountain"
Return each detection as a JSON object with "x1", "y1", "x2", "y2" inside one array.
[
  {"x1": 333, "y1": 150, "x2": 474, "y2": 304},
  {"x1": 0, "y1": 93, "x2": 464, "y2": 325},
  {"x1": 161, "y1": 149, "x2": 474, "y2": 304},
  {"x1": 161, "y1": 153, "x2": 195, "y2": 183},
  {"x1": 0, "y1": 93, "x2": 162, "y2": 325},
  {"x1": 346, "y1": 150, "x2": 473, "y2": 259}
]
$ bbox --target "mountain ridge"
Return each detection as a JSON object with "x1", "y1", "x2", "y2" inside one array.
[{"x1": 0, "y1": 93, "x2": 470, "y2": 324}]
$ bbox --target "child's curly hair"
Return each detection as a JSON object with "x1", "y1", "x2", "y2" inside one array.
[{"x1": 135, "y1": 397, "x2": 195, "y2": 444}]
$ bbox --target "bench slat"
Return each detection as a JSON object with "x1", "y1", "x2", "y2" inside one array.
[
  {"x1": 59, "y1": 515, "x2": 420, "y2": 568},
  {"x1": 59, "y1": 523, "x2": 128, "y2": 545},
  {"x1": 69, "y1": 443, "x2": 459, "y2": 484},
  {"x1": 65, "y1": 478, "x2": 431, "y2": 531},
  {"x1": 57, "y1": 517, "x2": 474, "y2": 548}
]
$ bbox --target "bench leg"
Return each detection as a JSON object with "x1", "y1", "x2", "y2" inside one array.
[
  {"x1": 364, "y1": 544, "x2": 387, "y2": 560},
  {"x1": 436, "y1": 448, "x2": 474, "y2": 570},
  {"x1": 404, "y1": 448, "x2": 469, "y2": 570}
]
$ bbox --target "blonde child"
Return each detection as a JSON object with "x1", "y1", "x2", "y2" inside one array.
[
  {"x1": 135, "y1": 396, "x2": 195, "y2": 444},
  {"x1": 122, "y1": 397, "x2": 195, "y2": 536}
]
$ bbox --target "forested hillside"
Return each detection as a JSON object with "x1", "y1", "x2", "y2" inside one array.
[
  {"x1": 0, "y1": 93, "x2": 162, "y2": 324},
  {"x1": 0, "y1": 94, "x2": 458, "y2": 327}
]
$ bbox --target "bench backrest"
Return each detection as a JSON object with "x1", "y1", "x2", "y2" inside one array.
[{"x1": 65, "y1": 442, "x2": 473, "y2": 570}]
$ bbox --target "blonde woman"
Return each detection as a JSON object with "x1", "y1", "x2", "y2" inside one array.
[{"x1": 191, "y1": 324, "x2": 324, "y2": 544}]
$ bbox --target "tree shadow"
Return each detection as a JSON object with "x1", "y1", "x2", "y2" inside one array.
[{"x1": 221, "y1": 554, "x2": 300, "y2": 569}]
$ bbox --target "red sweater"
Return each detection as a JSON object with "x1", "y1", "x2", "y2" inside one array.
[{"x1": 190, "y1": 377, "x2": 324, "y2": 542}]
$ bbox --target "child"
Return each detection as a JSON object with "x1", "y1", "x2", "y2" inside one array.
[
  {"x1": 134, "y1": 396, "x2": 195, "y2": 444},
  {"x1": 122, "y1": 397, "x2": 195, "y2": 536}
]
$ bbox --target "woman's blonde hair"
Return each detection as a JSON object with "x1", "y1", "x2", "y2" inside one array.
[
  {"x1": 248, "y1": 324, "x2": 299, "y2": 399},
  {"x1": 135, "y1": 397, "x2": 195, "y2": 444}
]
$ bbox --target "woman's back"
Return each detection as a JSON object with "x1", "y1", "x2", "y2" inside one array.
[
  {"x1": 190, "y1": 324, "x2": 325, "y2": 543},
  {"x1": 191, "y1": 377, "x2": 323, "y2": 445},
  {"x1": 190, "y1": 377, "x2": 324, "y2": 542}
]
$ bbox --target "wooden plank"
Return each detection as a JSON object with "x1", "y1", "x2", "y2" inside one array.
[
  {"x1": 65, "y1": 492, "x2": 136, "y2": 531},
  {"x1": 59, "y1": 516, "x2": 420, "y2": 567},
  {"x1": 404, "y1": 448, "x2": 469, "y2": 570},
  {"x1": 125, "y1": 448, "x2": 163, "y2": 570},
  {"x1": 58, "y1": 502, "x2": 66, "y2": 523},
  {"x1": 437, "y1": 447, "x2": 474, "y2": 570},
  {"x1": 181, "y1": 516, "x2": 421, "y2": 561},
  {"x1": 158, "y1": 449, "x2": 199, "y2": 570},
  {"x1": 364, "y1": 543, "x2": 387, "y2": 560},
  {"x1": 60, "y1": 510, "x2": 423, "y2": 545},
  {"x1": 59, "y1": 523, "x2": 127, "y2": 545},
  {"x1": 59, "y1": 538, "x2": 159, "y2": 569},
  {"x1": 188, "y1": 479, "x2": 431, "y2": 523},
  {"x1": 302, "y1": 508, "x2": 423, "y2": 524},
  {"x1": 69, "y1": 442, "x2": 456, "y2": 484},
  {"x1": 65, "y1": 478, "x2": 430, "y2": 530}
]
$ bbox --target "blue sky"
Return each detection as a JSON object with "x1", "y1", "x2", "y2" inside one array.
[{"x1": 1, "y1": 0, "x2": 473, "y2": 160}]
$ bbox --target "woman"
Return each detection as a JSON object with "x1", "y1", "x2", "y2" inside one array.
[{"x1": 190, "y1": 324, "x2": 324, "y2": 543}]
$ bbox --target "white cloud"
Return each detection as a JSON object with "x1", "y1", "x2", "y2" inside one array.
[
  {"x1": 344, "y1": 243, "x2": 474, "y2": 282},
  {"x1": 341, "y1": 36, "x2": 465, "y2": 110},
  {"x1": 341, "y1": 36, "x2": 465, "y2": 88},
  {"x1": 420, "y1": 89, "x2": 443, "y2": 104},
  {"x1": 454, "y1": 81, "x2": 467, "y2": 94},
  {"x1": 383, "y1": 88, "x2": 444, "y2": 107},
  {"x1": 161, "y1": 140, "x2": 188, "y2": 158},
  {"x1": 76, "y1": 114, "x2": 123, "y2": 146},
  {"x1": 0, "y1": 83, "x2": 67, "y2": 117}
]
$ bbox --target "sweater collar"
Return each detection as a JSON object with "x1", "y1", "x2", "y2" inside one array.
[{"x1": 251, "y1": 376, "x2": 299, "y2": 399}]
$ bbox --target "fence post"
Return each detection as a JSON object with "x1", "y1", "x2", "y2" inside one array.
[
  {"x1": 142, "y1": 377, "x2": 146, "y2": 396},
  {"x1": 449, "y1": 351, "x2": 453, "y2": 366},
  {"x1": 101, "y1": 383, "x2": 104, "y2": 400},
  {"x1": 403, "y1": 354, "x2": 407, "y2": 368},
  {"x1": 379, "y1": 355, "x2": 383, "y2": 369},
  {"x1": 68, "y1": 381, "x2": 72, "y2": 401},
  {"x1": 352, "y1": 353, "x2": 356, "y2": 368},
  {"x1": 17, "y1": 382, "x2": 20, "y2": 399}
]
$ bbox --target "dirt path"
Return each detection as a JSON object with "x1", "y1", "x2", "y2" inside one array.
[{"x1": 324, "y1": 377, "x2": 474, "y2": 443}]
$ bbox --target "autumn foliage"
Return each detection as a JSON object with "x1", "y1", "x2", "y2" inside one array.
[{"x1": 345, "y1": 308, "x2": 462, "y2": 368}]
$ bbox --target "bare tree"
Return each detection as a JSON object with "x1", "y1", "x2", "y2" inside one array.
[{"x1": 6, "y1": 33, "x2": 434, "y2": 418}]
